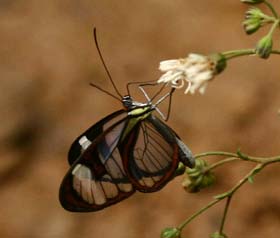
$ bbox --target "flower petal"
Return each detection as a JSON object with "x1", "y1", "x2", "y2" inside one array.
[{"x1": 158, "y1": 53, "x2": 215, "y2": 94}]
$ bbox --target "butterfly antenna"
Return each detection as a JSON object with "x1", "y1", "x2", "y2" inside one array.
[
  {"x1": 93, "y1": 28, "x2": 123, "y2": 99},
  {"x1": 89, "y1": 82, "x2": 122, "y2": 102}
]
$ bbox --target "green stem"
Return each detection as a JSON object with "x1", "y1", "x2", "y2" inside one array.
[
  {"x1": 205, "y1": 157, "x2": 240, "y2": 172},
  {"x1": 262, "y1": 18, "x2": 276, "y2": 24},
  {"x1": 222, "y1": 48, "x2": 280, "y2": 60},
  {"x1": 177, "y1": 198, "x2": 220, "y2": 231},
  {"x1": 228, "y1": 164, "x2": 263, "y2": 195},
  {"x1": 178, "y1": 152, "x2": 280, "y2": 233},
  {"x1": 195, "y1": 151, "x2": 238, "y2": 159},
  {"x1": 195, "y1": 151, "x2": 275, "y2": 164},
  {"x1": 194, "y1": 150, "x2": 280, "y2": 174},
  {"x1": 178, "y1": 163, "x2": 264, "y2": 231},
  {"x1": 264, "y1": 0, "x2": 279, "y2": 19},
  {"x1": 267, "y1": 19, "x2": 280, "y2": 36},
  {"x1": 222, "y1": 49, "x2": 255, "y2": 59},
  {"x1": 262, "y1": 156, "x2": 280, "y2": 165},
  {"x1": 219, "y1": 196, "x2": 232, "y2": 235}
]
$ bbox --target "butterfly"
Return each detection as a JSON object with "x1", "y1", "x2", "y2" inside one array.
[{"x1": 59, "y1": 29, "x2": 195, "y2": 212}]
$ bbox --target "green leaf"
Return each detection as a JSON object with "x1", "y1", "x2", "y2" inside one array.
[
  {"x1": 248, "y1": 175, "x2": 254, "y2": 184},
  {"x1": 161, "y1": 227, "x2": 181, "y2": 238},
  {"x1": 210, "y1": 231, "x2": 228, "y2": 238}
]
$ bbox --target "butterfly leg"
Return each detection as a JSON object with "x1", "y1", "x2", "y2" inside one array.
[
  {"x1": 126, "y1": 80, "x2": 175, "y2": 121},
  {"x1": 126, "y1": 80, "x2": 157, "y2": 96},
  {"x1": 153, "y1": 88, "x2": 175, "y2": 121},
  {"x1": 137, "y1": 83, "x2": 175, "y2": 121}
]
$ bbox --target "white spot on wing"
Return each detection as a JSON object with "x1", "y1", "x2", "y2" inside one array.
[
  {"x1": 72, "y1": 164, "x2": 94, "y2": 204},
  {"x1": 72, "y1": 164, "x2": 91, "y2": 179},
  {"x1": 79, "y1": 136, "x2": 91, "y2": 151}
]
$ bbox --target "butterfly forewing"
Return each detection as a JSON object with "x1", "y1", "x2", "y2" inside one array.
[
  {"x1": 60, "y1": 113, "x2": 135, "y2": 212},
  {"x1": 67, "y1": 110, "x2": 126, "y2": 166},
  {"x1": 121, "y1": 114, "x2": 180, "y2": 192}
]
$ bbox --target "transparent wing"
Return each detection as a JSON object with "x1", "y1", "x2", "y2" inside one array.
[
  {"x1": 68, "y1": 110, "x2": 126, "y2": 165},
  {"x1": 60, "y1": 116, "x2": 135, "y2": 212},
  {"x1": 121, "y1": 114, "x2": 180, "y2": 192}
]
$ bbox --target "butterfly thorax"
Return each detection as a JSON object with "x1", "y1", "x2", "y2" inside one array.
[{"x1": 120, "y1": 95, "x2": 155, "y2": 141}]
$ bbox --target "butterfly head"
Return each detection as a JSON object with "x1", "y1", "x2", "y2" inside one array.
[
  {"x1": 122, "y1": 95, "x2": 152, "y2": 112},
  {"x1": 122, "y1": 95, "x2": 134, "y2": 109}
]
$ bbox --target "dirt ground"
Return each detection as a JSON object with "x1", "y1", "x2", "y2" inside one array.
[{"x1": 1, "y1": 1, "x2": 280, "y2": 238}]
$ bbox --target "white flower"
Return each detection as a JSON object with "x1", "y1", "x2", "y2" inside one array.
[{"x1": 158, "y1": 53, "x2": 216, "y2": 94}]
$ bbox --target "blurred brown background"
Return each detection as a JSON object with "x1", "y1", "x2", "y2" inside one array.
[{"x1": 1, "y1": 0, "x2": 280, "y2": 237}]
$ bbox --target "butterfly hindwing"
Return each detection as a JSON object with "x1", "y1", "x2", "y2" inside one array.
[
  {"x1": 121, "y1": 114, "x2": 180, "y2": 192},
  {"x1": 60, "y1": 113, "x2": 135, "y2": 212}
]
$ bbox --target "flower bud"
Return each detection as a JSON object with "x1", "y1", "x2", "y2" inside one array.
[
  {"x1": 241, "y1": 0, "x2": 264, "y2": 4},
  {"x1": 243, "y1": 18, "x2": 261, "y2": 34},
  {"x1": 182, "y1": 159, "x2": 215, "y2": 193},
  {"x1": 256, "y1": 35, "x2": 273, "y2": 59},
  {"x1": 174, "y1": 162, "x2": 186, "y2": 176},
  {"x1": 245, "y1": 7, "x2": 263, "y2": 19},
  {"x1": 243, "y1": 7, "x2": 267, "y2": 34},
  {"x1": 161, "y1": 227, "x2": 181, "y2": 238}
]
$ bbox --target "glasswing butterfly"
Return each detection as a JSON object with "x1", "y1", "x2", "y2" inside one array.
[{"x1": 59, "y1": 29, "x2": 195, "y2": 212}]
